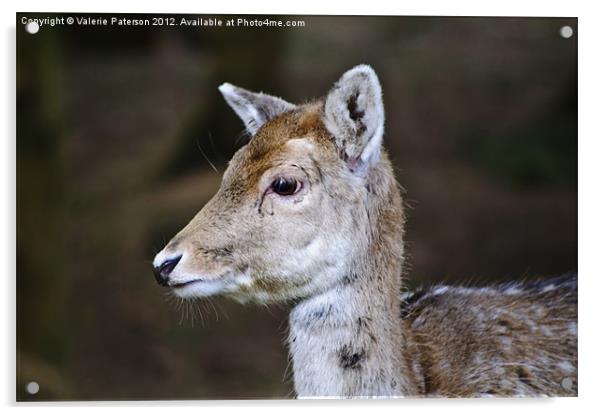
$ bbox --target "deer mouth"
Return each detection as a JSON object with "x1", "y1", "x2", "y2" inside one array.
[
  {"x1": 169, "y1": 279, "x2": 205, "y2": 289},
  {"x1": 169, "y1": 276, "x2": 231, "y2": 298}
]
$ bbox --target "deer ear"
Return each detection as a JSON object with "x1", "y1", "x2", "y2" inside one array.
[
  {"x1": 218, "y1": 83, "x2": 296, "y2": 136},
  {"x1": 323, "y1": 65, "x2": 385, "y2": 175}
]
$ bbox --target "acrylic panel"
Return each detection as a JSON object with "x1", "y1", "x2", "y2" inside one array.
[{"x1": 16, "y1": 13, "x2": 577, "y2": 401}]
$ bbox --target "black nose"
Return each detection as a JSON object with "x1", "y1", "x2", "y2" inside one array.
[{"x1": 153, "y1": 255, "x2": 182, "y2": 287}]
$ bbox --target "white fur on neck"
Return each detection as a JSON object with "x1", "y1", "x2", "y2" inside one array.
[{"x1": 288, "y1": 283, "x2": 405, "y2": 398}]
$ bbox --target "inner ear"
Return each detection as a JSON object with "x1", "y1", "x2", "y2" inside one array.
[
  {"x1": 347, "y1": 93, "x2": 365, "y2": 124},
  {"x1": 219, "y1": 83, "x2": 296, "y2": 136},
  {"x1": 323, "y1": 65, "x2": 385, "y2": 175}
]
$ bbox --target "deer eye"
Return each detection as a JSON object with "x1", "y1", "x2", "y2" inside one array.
[{"x1": 270, "y1": 177, "x2": 300, "y2": 196}]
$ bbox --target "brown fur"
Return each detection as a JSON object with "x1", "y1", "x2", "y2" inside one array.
[
  {"x1": 402, "y1": 276, "x2": 577, "y2": 396},
  {"x1": 155, "y1": 68, "x2": 577, "y2": 397}
]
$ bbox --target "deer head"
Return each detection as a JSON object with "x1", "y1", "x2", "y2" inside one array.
[{"x1": 152, "y1": 65, "x2": 395, "y2": 303}]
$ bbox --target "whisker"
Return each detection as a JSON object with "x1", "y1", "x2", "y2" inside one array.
[
  {"x1": 207, "y1": 131, "x2": 226, "y2": 169},
  {"x1": 194, "y1": 301, "x2": 205, "y2": 327},
  {"x1": 215, "y1": 301, "x2": 230, "y2": 321},
  {"x1": 196, "y1": 137, "x2": 219, "y2": 174},
  {"x1": 207, "y1": 297, "x2": 219, "y2": 321}
]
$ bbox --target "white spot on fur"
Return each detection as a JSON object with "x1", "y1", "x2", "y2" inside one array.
[
  {"x1": 504, "y1": 287, "x2": 523, "y2": 295},
  {"x1": 557, "y1": 361, "x2": 575, "y2": 374},
  {"x1": 432, "y1": 286, "x2": 449, "y2": 296}
]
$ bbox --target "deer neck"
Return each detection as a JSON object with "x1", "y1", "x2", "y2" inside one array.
[{"x1": 287, "y1": 160, "x2": 417, "y2": 398}]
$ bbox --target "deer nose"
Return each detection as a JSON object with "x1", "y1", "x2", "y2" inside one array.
[{"x1": 153, "y1": 255, "x2": 182, "y2": 286}]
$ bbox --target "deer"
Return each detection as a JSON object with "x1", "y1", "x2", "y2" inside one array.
[{"x1": 152, "y1": 65, "x2": 577, "y2": 398}]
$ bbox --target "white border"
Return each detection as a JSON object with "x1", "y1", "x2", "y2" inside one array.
[
  {"x1": 2, "y1": 1, "x2": 600, "y2": 414},
  {"x1": 1, "y1": 0, "x2": 584, "y2": 16}
]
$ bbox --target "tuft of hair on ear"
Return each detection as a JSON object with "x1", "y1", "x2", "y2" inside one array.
[
  {"x1": 218, "y1": 83, "x2": 296, "y2": 136},
  {"x1": 323, "y1": 64, "x2": 385, "y2": 176}
]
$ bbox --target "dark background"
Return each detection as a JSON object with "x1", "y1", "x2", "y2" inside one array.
[{"x1": 17, "y1": 14, "x2": 577, "y2": 400}]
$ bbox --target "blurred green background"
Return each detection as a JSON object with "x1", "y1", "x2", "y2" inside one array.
[{"x1": 16, "y1": 14, "x2": 577, "y2": 400}]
